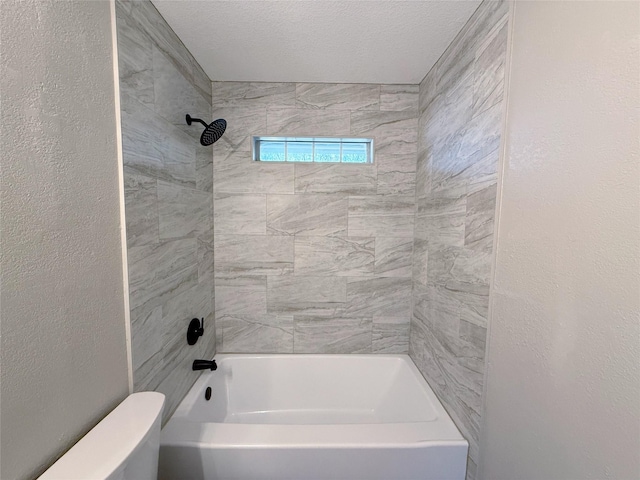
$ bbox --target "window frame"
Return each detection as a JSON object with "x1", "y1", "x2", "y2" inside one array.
[{"x1": 252, "y1": 136, "x2": 374, "y2": 164}]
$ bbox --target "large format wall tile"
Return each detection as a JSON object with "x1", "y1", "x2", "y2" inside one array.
[
  {"x1": 267, "y1": 276, "x2": 347, "y2": 317},
  {"x1": 380, "y1": 85, "x2": 419, "y2": 112},
  {"x1": 267, "y1": 194, "x2": 348, "y2": 236},
  {"x1": 345, "y1": 277, "x2": 412, "y2": 319},
  {"x1": 295, "y1": 164, "x2": 377, "y2": 195},
  {"x1": 374, "y1": 237, "x2": 413, "y2": 277},
  {"x1": 348, "y1": 196, "x2": 415, "y2": 237},
  {"x1": 214, "y1": 151, "x2": 294, "y2": 194},
  {"x1": 212, "y1": 81, "x2": 420, "y2": 355},
  {"x1": 376, "y1": 153, "x2": 417, "y2": 196},
  {"x1": 121, "y1": 92, "x2": 196, "y2": 188},
  {"x1": 124, "y1": 171, "x2": 159, "y2": 248},
  {"x1": 410, "y1": 2, "x2": 509, "y2": 478},
  {"x1": 351, "y1": 111, "x2": 418, "y2": 155},
  {"x1": 116, "y1": 0, "x2": 214, "y2": 423},
  {"x1": 214, "y1": 193, "x2": 266, "y2": 234},
  {"x1": 212, "y1": 82, "x2": 296, "y2": 108},
  {"x1": 372, "y1": 318, "x2": 410, "y2": 353},
  {"x1": 218, "y1": 314, "x2": 294, "y2": 353},
  {"x1": 214, "y1": 234, "x2": 294, "y2": 275},
  {"x1": 296, "y1": 83, "x2": 380, "y2": 111},
  {"x1": 294, "y1": 236, "x2": 374, "y2": 277},
  {"x1": 267, "y1": 108, "x2": 351, "y2": 136},
  {"x1": 294, "y1": 317, "x2": 372, "y2": 354},
  {"x1": 158, "y1": 181, "x2": 211, "y2": 240}
]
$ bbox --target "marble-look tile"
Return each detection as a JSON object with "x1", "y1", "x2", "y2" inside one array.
[
  {"x1": 215, "y1": 277, "x2": 267, "y2": 317},
  {"x1": 161, "y1": 280, "x2": 212, "y2": 347},
  {"x1": 458, "y1": 101, "x2": 503, "y2": 170},
  {"x1": 120, "y1": 91, "x2": 196, "y2": 188},
  {"x1": 212, "y1": 82, "x2": 295, "y2": 108},
  {"x1": 158, "y1": 181, "x2": 211, "y2": 240},
  {"x1": 267, "y1": 108, "x2": 350, "y2": 136},
  {"x1": 153, "y1": 45, "x2": 210, "y2": 132},
  {"x1": 294, "y1": 236, "x2": 374, "y2": 277},
  {"x1": 374, "y1": 237, "x2": 413, "y2": 277},
  {"x1": 372, "y1": 319, "x2": 410, "y2": 353},
  {"x1": 214, "y1": 193, "x2": 266, "y2": 235},
  {"x1": 415, "y1": 148, "x2": 432, "y2": 200},
  {"x1": 376, "y1": 153, "x2": 416, "y2": 196},
  {"x1": 419, "y1": 188, "x2": 467, "y2": 248},
  {"x1": 294, "y1": 164, "x2": 376, "y2": 195},
  {"x1": 345, "y1": 277, "x2": 412, "y2": 319},
  {"x1": 124, "y1": 170, "x2": 158, "y2": 248},
  {"x1": 296, "y1": 83, "x2": 379, "y2": 111},
  {"x1": 466, "y1": 149, "x2": 499, "y2": 196},
  {"x1": 210, "y1": 106, "x2": 267, "y2": 153},
  {"x1": 473, "y1": 21, "x2": 508, "y2": 116},
  {"x1": 445, "y1": 279, "x2": 490, "y2": 329},
  {"x1": 294, "y1": 317, "x2": 372, "y2": 353},
  {"x1": 130, "y1": 305, "x2": 163, "y2": 371},
  {"x1": 350, "y1": 111, "x2": 417, "y2": 155},
  {"x1": 196, "y1": 147, "x2": 213, "y2": 192},
  {"x1": 214, "y1": 151, "x2": 294, "y2": 194},
  {"x1": 412, "y1": 238, "x2": 429, "y2": 286},
  {"x1": 190, "y1": 58, "x2": 212, "y2": 104},
  {"x1": 129, "y1": 0, "x2": 194, "y2": 84},
  {"x1": 267, "y1": 276, "x2": 346, "y2": 317},
  {"x1": 218, "y1": 314, "x2": 293, "y2": 353},
  {"x1": 133, "y1": 348, "x2": 166, "y2": 393},
  {"x1": 197, "y1": 227, "x2": 214, "y2": 288},
  {"x1": 380, "y1": 85, "x2": 418, "y2": 112},
  {"x1": 465, "y1": 183, "x2": 497, "y2": 252},
  {"x1": 214, "y1": 234, "x2": 294, "y2": 275},
  {"x1": 267, "y1": 194, "x2": 348, "y2": 236},
  {"x1": 128, "y1": 239, "x2": 198, "y2": 312},
  {"x1": 348, "y1": 196, "x2": 414, "y2": 237},
  {"x1": 115, "y1": 3, "x2": 154, "y2": 105},
  {"x1": 419, "y1": 66, "x2": 438, "y2": 115}
]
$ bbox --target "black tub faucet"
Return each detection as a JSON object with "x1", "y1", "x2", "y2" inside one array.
[{"x1": 192, "y1": 359, "x2": 217, "y2": 371}]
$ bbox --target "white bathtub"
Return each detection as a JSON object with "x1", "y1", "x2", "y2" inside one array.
[{"x1": 159, "y1": 354, "x2": 468, "y2": 480}]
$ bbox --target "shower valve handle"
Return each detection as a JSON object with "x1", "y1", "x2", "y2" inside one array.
[{"x1": 187, "y1": 318, "x2": 204, "y2": 345}]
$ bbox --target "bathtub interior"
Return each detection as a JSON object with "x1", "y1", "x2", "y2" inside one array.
[{"x1": 173, "y1": 355, "x2": 439, "y2": 425}]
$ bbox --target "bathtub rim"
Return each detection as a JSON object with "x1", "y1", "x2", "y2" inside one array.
[{"x1": 162, "y1": 354, "x2": 467, "y2": 449}]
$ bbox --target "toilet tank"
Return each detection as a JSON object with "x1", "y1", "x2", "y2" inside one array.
[{"x1": 39, "y1": 392, "x2": 165, "y2": 480}]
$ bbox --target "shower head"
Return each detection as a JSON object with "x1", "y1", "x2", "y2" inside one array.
[{"x1": 186, "y1": 114, "x2": 227, "y2": 146}]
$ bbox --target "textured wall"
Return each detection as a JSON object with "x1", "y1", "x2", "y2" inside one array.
[
  {"x1": 0, "y1": 1, "x2": 129, "y2": 479},
  {"x1": 211, "y1": 82, "x2": 418, "y2": 354},
  {"x1": 480, "y1": 2, "x2": 640, "y2": 479},
  {"x1": 409, "y1": 1, "x2": 509, "y2": 478},
  {"x1": 115, "y1": 0, "x2": 214, "y2": 420}
]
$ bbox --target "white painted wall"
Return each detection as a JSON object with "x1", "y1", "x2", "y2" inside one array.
[
  {"x1": 480, "y1": 2, "x2": 640, "y2": 479},
  {"x1": 0, "y1": 1, "x2": 130, "y2": 479}
]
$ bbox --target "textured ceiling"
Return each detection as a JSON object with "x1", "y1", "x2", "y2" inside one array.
[{"x1": 150, "y1": 0, "x2": 481, "y2": 84}]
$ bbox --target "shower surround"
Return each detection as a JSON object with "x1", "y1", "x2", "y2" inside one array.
[
  {"x1": 116, "y1": 0, "x2": 509, "y2": 475},
  {"x1": 210, "y1": 82, "x2": 419, "y2": 354},
  {"x1": 410, "y1": 2, "x2": 509, "y2": 478},
  {"x1": 115, "y1": 0, "x2": 215, "y2": 420}
]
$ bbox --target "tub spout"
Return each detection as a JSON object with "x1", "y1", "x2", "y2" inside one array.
[{"x1": 192, "y1": 359, "x2": 217, "y2": 371}]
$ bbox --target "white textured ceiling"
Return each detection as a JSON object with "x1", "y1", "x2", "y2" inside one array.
[{"x1": 150, "y1": 1, "x2": 481, "y2": 84}]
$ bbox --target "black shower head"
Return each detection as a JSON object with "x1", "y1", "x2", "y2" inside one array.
[{"x1": 186, "y1": 114, "x2": 226, "y2": 146}]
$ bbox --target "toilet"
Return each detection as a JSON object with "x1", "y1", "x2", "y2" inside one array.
[{"x1": 39, "y1": 392, "x2": 165, "y2": 480}]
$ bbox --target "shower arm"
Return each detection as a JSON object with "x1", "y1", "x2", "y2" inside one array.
[{"x1": 185, "y1": 114, "x2": 208, "y2": 128}]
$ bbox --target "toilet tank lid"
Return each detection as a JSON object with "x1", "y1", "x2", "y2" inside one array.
[{"x1": 39, "y1": 392, "x2": 165, "y2": 480}]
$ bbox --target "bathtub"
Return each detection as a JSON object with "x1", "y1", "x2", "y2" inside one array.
[{"x1": 159, "y1": 354, "x2": 468, "y2": 480}]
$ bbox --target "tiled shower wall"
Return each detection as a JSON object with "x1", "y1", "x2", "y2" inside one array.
[
  {"x1": 115, "y1": 0, "x2": 215, "y2": 420},
  {"x1": 409, "y1": 1, "x2": 509, "y2": 478},
  {"x1": 211, "y1": 82, "x2": 419, "y2": 354}
]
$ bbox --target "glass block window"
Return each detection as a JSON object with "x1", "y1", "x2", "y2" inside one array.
[{"x1": 253, "y1": 137, "x2": 373, "y2": 164}]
